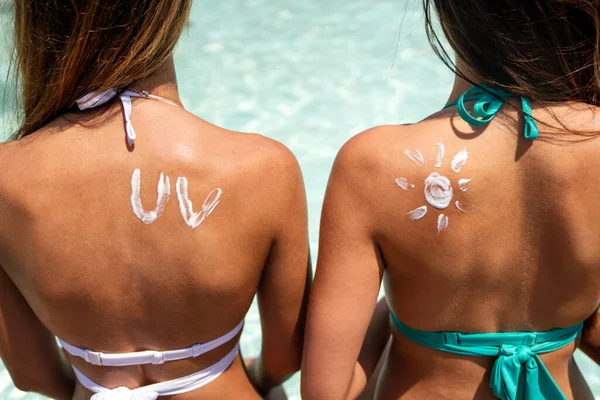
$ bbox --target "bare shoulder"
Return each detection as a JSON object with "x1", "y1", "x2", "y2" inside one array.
[
  {"x1": 244, "y1": 133, "x2": 302, "y2": 179},
  {"x1": 223, "y1": 130, "x2": 304, "y2": 188},
  {"x1": 184, "y1": 113, "x2": 302, "y2": 181},
  {"x1": 332, "y1": 124, "x2": 422, "y2": 185},
  {"x1": 207, "y1": 129, "x2": 306, "y2": 217}
]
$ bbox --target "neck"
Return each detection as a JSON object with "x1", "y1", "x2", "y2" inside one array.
[
  {"x1": 129, "y1": 55, "x2": 184, "y2": 108},
  {"x1": 444, "y1": 58, "x2": 481, "y2": 106}
]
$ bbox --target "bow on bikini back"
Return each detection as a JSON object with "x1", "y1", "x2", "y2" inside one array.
[
  {"x1": 445, "y1": 84, "x2": 539, "y2": 140},
  {"x1": 391, "y1": 313, "x2": 582, "y2": 400}
]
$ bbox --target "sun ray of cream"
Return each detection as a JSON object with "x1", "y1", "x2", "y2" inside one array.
[
  {"x1": 395, "y1": 178, "x2": 414, "y2": 191},
  {"x1": 437, "y1": 214, "x2": 449, "y2": 233},
  {"x1": 407, "y1": 206, "x2": 428, "y2": 221},
  {"x1": 434, "y1": 143, "x2": 445, "y2": 168},
  {"x1": 451, "y1": 148, "x2": 469, "y2": 173},
  {"x1": 458, "y1": 178, "x2": 472, "y2": 192},
  {"x1": 455, "y1": 201, "x2": 475, "y2": 213},
  {"x1": 404, "y1": 148, "x2": 424, "y2": 168}
]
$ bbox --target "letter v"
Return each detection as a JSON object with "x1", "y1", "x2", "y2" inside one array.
[{"x1": 176, "y1": 177, "x2": 222, "y2": 229}]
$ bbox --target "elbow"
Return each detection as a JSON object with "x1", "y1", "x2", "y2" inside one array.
[
  {"x1": 263, "y1": 340, "x2": 304, "y2": 381},
  {"x1": 284, "y1": 348, "x2": 303, "y2": 375},
  {"x1": 300, "y1": 381, "x2": 324, "y2": 400},
  {"x1": 300, "y1": 362, "x2": 337, "y2": 400},
  {"x1": 11, "y1": 373, "x2": 42, "y2": 394},
  {"x1": 263, "y1": 352, "x2": 302, "y2": 384},
  {"x1": 301, "y1": 358, "x2": 359, "y2": 400},
  {"x1": 9, "y1": 371, "x2": 73, "y2": 400},
  {"x1": 301, "y1": 382, "x2": 346, "y2": 400}
]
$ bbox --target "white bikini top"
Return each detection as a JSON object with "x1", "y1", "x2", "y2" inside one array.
[
  {"x1": 58, "y1": 320, "x2": 244, "y2": 367},
  {"x1": 57, "y1": 321, "x2": 244, "y2": 400},
  {"x1": 76, "y1": 88, "x2": 179, "y2": 146}
]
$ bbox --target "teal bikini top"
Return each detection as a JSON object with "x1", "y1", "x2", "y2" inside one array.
[
  {"x1": 445, "y1": 84, "x2": 539, "y2": 140},
  {"x1": 389, "y1": 87, "x2": 580, "y2": 400},
  {"x1": 391, "y1": 313, "x2": 582, "y2": 400}
]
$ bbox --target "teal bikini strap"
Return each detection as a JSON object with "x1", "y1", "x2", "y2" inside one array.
[
  {"x1": 520, "y1": 96, "x2": 538, "y2": 140},
  {"x1": 391, "y1": 312, "x2": 582, "y2": 400},
  {"x1": 444, "y1": 84, "x2": 539, "y2": 140}
]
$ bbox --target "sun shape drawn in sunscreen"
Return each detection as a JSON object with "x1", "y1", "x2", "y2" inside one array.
[{"x1": 395, "y1": 144, "x2": 473, "y2": 233}]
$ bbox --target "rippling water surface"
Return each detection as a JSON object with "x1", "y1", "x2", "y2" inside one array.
[{"x1": 1, "y1": 0, "x2": 599, "y2": 398}]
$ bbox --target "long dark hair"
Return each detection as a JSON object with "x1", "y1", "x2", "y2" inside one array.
[
  {"x1": 10, "y1": 0, "x2": 192, "y2": 140},
  {"x1": 423, "y1": 0, "x2": 600, "y2": 108}
]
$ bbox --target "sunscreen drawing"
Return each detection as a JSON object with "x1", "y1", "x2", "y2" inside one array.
[
  {"x1": 176, "y1": 177, "x2": 222, "y2": 229},
  {"x1": 451, "y1": 148, "x2": 469, "y2": 173},
  {"x1": 434, "y1": 143, "x2": 445, "y2": 168},
  {"x1": 407, "y1": 206, "x2": 428, "y2": 221},
  {"x1": 458, "y1": 179, "x2": 472, "y2": 192},
  {"x1": 424, "y1": 173, "x2": 453, "y2": 210},
  {"x1": 396, "y1": 145, "x2": 474, "y2": 234},
  {"x1": 404, "y1": 148, "x2": 424, "y2": 168},
  {"x1": 437, "y1": 214, "x2": 449, "y2": 233},
  {"x1": 130, "y1": 169, "x2": 171, "y2": 224},
  {"x1": 395, "y1": 178, "x2": 415, "y2": 191}
]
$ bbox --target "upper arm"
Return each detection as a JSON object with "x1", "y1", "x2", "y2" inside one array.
[
  {"x1": 0, "y1": 163, "x2": 74, "y2": 398},
  {"x1": 0, "y1": 265, "x2": 74, "y2": 399},
  {"x1": 302, "y1": 129, "x2": 387, "y2": 400},
  {"x1": 256, "y1": 142, "x2": 311, "y2": 383}
]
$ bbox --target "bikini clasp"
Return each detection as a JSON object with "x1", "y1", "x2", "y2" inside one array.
[
  {"x1": 84, "y1": 349, "x2": 104, "y2": 366},
  {"x1": 524, "y1": 332, "x2": 538, "y2": 346},
  {"x1": 151, "y1": 352, "x2": 166, "y2": 365}
]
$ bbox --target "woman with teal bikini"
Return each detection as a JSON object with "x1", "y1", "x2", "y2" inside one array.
[{"x1": 302, "y1": 1, "x2": 600, "y2": 399}]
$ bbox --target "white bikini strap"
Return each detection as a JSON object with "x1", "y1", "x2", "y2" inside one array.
[
  {"x1": 59, "y1": 320, "x2": 244, "y2": 367},
  {"x1": 74, "y1": 342, "x2": 239, "y2": 400},
  {"x1": 75, "y1": 89, "x2": 177, "y2": 147},
  {"x1": 119, "y1": 91, "x2": 137, "y2": 146},
  {"x1": 76, "y1": 89, "x2": 120, "y2": 110}
]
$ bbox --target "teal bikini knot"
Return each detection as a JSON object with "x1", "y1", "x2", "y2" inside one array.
[
  {"x1": 450, "y1": 84, "x2": 539, "y2": 140},
  {"x1": 513, "y1": 345, "x2": 533, "y2": 364},
  {"x1": 457, "y1": 85, "x2": 513, "y2": 127},
  {"x1": 490, "y1": 344, "x2": 560, "y2": 400},
  {"x1": 390, "y1": 311, "x2": 582, "y2": 400}
]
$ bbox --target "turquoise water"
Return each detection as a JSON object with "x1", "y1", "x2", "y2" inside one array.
[{"x1": 1, "y1": 0, "x2": 599, "y2": 398}]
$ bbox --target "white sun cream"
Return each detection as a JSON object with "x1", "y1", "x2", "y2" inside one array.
[
  {"x1": 434, "y1": 143, "x2": 445, "y2": 168},
  {"x1": 458, "y1": 178, "x2": 472, "y2": 192},
  {"x1": 395, "y1": 178, "x2": 414, "y2": 191},
  {"x1": 455, "y1": 201, "x2": 474, "y2": 213},
  {"x1": 176, "y1": 177, "x2": 222, "y2": 229},
  {"x1": 407, "y1": 206, "x2": 428, "y2": 221},
  {"x1": 451, "y1": 148, "x2": 469, "y2": 173},
  {"x1": 130, "y1": 169, "x2": 171, "y2": 224},
  {"x1": 424, "y1": 172, "x2": 453, "y2": 210},
  {"x1": 437, "y1": 214, "x2": 449, "y2": 233},
  {"x1": 404, "y1": 148, "x2": 424, "y2": 167}
]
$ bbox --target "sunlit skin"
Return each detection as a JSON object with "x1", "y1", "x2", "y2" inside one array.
[
  {"x1": 0, "y1": 57, "x2": 311, "y2": 400},
  {"x1": 302, "y1": 67, "x2": 600, "y2": 399}
]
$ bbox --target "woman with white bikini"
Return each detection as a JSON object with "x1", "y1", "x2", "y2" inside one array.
[{"x1": 0, "y1": 1, "x2": 310, "y2": 399}]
